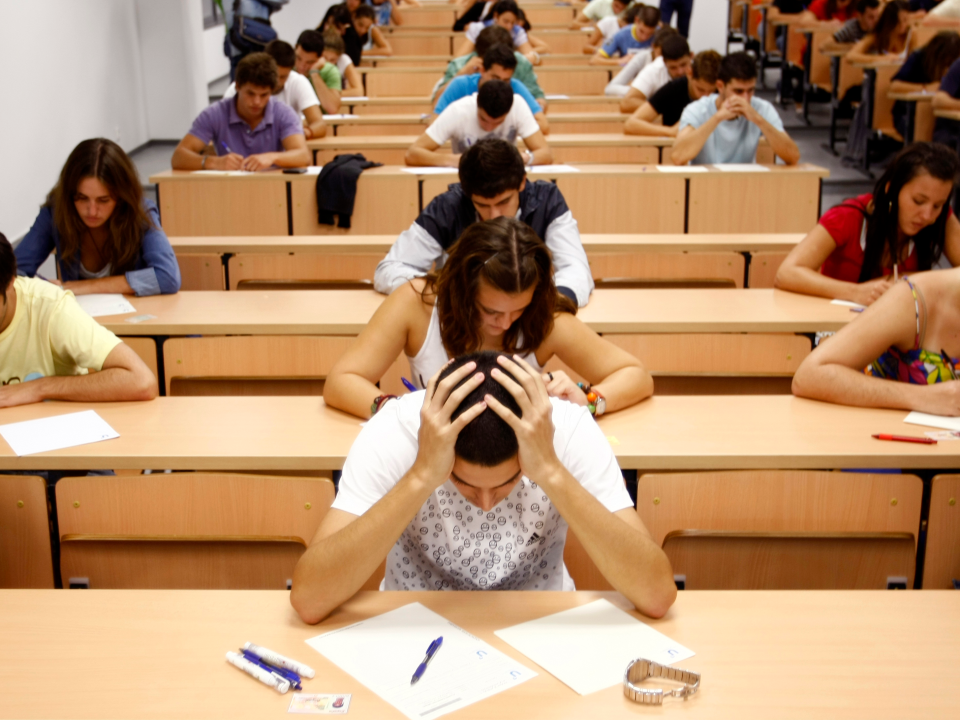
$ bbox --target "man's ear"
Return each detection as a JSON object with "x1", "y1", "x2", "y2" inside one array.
[{"x1": 519, "y1": 176, "x2": 527, "y2": 192}]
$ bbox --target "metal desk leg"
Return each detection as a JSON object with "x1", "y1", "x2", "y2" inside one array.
[
  {"x1": 801, "y1": 31, "x2": 813, "y2": 124},
  {"x1": 826, "y1": 55, "x2": 842, "y2": 154}
]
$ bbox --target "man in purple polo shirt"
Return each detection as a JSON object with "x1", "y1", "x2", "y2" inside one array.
[{"x1": 172, "y1": 53, "x2": 310, "y2": 172}]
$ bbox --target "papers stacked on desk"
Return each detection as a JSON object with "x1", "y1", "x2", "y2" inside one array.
[
  {"x1": 75, "y1": 294, "x2": 136, "y2": 318},
  {"x1": 306, "y1": 603, "x2": 536, "y2": 720}
]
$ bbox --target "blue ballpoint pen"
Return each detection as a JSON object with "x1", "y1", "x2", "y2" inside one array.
[
  {"x1": 240, "y1": 649, "x2": 302, "y2": 690},
  {"x1": 411, "y1": 636, "x2": 443, "y2": 685},
  {"x1": 401, "y1": 377, "x2": 418, "y2": 392},
  {"x1": 221, "y1": 141, "x2": 233, "y2": 154}
]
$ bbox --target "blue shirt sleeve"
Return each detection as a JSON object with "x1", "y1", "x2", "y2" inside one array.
[
  {"x1": 126, "y1": 201, "x2": 181, "y2": 296},
  {"x1": 14, "y1": 206, "x2": 57, "y2": 277},
  {"x1": 599, "y1": 29, "x2": 623, "y2": 58},
  {"x1": 511, "y1": 79, "x2": 541, "y2": 114},
  {"x1": 434, "y1": 76, "x2": 473, "y2": 114}
]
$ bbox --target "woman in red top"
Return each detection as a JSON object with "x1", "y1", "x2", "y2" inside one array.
[
  {"x1": 805, "y1": 0, "x2": 857, "y2": 21},
  {"x1": 776, "y1": 142, "x2": 960, "y2": 305}
]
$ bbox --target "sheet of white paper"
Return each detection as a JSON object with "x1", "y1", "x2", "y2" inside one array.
[
  {"x1": 75, "y1": 294, "x2": 136, "y2": 318},
  {"x1": 904, "y1": 411, "x2": 960, "y2": 432},
  {"x1": 306, "y1": 603, "x2": 536, "y2": 720},
  {"x1": 322, "y1": 114, "x2": 359, "y2": 120},
  {"x1": 712, "y1": 164, "x2": 770, "y2": 172},
  {"x1": 0, "y1": 410, "x2": 119, "y2": 456},
  {"x1": 305, "y1": 166, "x2": 323, "y2": 175},
  {"x1": 347, "y1": 96, "x2": 369, "y2": 101},
  {"x1": 545, "y1": 94, "x2": 570, "y2": 100},
  {"x1": 580, "y1": 26, "x2": 594, "y2": 32},
  {"x1": 831, "y1": 299, "x2": 867, "y2": 309},
  {"x1": 529, "y1": 164, "x2": 580, "y2": 173},
  {"x1": 656, "y1": 166, "x2": 707, "y2": 173},
  {"x1": 399, "y1": 167, "x2": 459, "y2": 175},
  {"x1": 191, "y1": 170, "x2": 231, "y2": 175},
  {"x1": 494, "y1": 599, "x2": 694, "y2": 696}
]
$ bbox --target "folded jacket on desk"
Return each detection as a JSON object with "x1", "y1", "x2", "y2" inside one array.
[{"x1": 315, "y1": 154, "x2": 383, "y2": 229}]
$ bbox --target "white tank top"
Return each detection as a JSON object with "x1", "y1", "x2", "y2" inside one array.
[{"x1": 407, "y1": 306, "x2": 544, "y2": 389}]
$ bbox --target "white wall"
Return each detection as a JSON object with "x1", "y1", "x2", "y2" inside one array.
[
  {"x1": 271, "y1": 0, "x2": 337, "y2": 46},
  {"x1": 204, "y1": 26, "x2": 231, "y2": 84},
  {"x1": 687, "y1": 1, "x2": 727, "y2": 55}
]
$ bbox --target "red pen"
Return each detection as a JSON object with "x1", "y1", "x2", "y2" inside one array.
[{"x1": 872, "y1": 434, "x2": 937, "y2": 445}]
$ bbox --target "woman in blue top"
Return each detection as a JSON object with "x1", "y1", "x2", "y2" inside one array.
[{"x1": 16, "y1": 138, "x2": 181, "y2": 296}]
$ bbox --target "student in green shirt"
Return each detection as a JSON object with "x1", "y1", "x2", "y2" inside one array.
[
  {"x1": 432, "y1": 25, "x2": 545, "y2": 109},
  {"x1": 294, "y1": 29, "x2": 343, "y2": 114}
]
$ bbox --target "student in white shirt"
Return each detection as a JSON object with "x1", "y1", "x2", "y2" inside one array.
[
  {"x1": 224, "y1": 39, "x2": 326, "y2": 139},
  {"x1": 604, "y1": 26, "x2": 676, "y2": 97},
  {"x1": 620, "y1": 33, "x2": 692, "y2": 113},
  {"x1": 672, "y1": 52, "x2": 801, "y2": 166},
  {"x1": 582, "y1": 1, "x2": 631, "y2": 54},
  {"x1": 405, "y1": 80, "x2": 551, "y2": 167},
  {"x1": 291, "y1": 349, "x2": 676, "y2": 624}
]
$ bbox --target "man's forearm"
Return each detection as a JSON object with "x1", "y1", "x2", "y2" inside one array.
[
  {"x1": 171, "y1": 146, "x2": 203, "y2": 170},
  {"x1": 539, "y1": 466, "x2": 676, "y2": 618},
  {"x1": 311, "y1": 77, "x2": 342, "y2": 113},
  {"x1": 405, "y1": 146, "x2": 459, "y2": 167},
  {"x1": 291, "y1": 470, "x2": 436, "y2": 624},
  {"x1": 273, "y1": 147, "x2": 311, "y2": 167},
  {"x1": 754, "y1": 116, "x2": 800, "y2": 164},
  {"x1": 65, "y1": 276, "x2": 135, "y2": 296},
  {"x1": 590, "y1": 55, "x2": 623, "y2": 67},
  {"x1": 30, "y1": 367, "x2": 156, "y2": 404},
  {"x1": 670, "y1": 118, "x2": 721, "y2": 165},
  {"x1": 624, "y1": 117, "x2": 676, "y2": 137},
  {"x1": 530, "y1": 145, "x2": 553, "y2": 165}
]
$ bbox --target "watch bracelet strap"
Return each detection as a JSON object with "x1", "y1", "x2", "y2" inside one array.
[{"x1": 623, "y1": 658, "x2": 700, "y2": 705}]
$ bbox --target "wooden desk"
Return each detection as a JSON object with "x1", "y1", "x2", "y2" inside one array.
[
  {"x1": 326, "y1": 112, "x2": 625, "y2": 136},
  {"x1": 345, "y1": 95, "x2": 622, "y2": 115},
  {"x1": 308, "y1": 133, "x2": 666, "y2": 165},
  {"x1": 360, "y1": 53, "x2": 591, "y2": 68},
  {"x1": 2, "y1": 394, "x2": 959, "y2": 471},
  {"x1": 888, "y1": 91, "x2": 934, "y2": 143},
  {"x1": 3, "y1": 589, "x2": 957, "y2": 719},
  {"x1": 360, "y1": 63, "x2": 610, "y2": 96},
  {"x1": 933, "y1": 108, "x2": 960, "y2": 121},
  {"x1": 98, "y1": 289, "x2": 852, "y2": 338},
  {"x1": 150, "y1": 169, "x2": 419, "y2": 237}
]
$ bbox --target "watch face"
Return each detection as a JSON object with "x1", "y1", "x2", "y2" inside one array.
[{"x1": 596, "y1": 397, "x2": 606, "y2": 416}]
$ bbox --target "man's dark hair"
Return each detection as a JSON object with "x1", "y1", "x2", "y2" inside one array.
[
  {"x1": 623, "y1": 4, "x2": 643, "y2": 23},
  {"x1": 651, "y1": 25, "x2": 678, "y2": 49},
  {"x1": 327, "y1": 5, "x2": 352, "y2": 27},
  {"x1": 856, "y1": 0, "x2": 881, "y2": 12},
  {"x1": 353, "y1": 4, "x2": 376, "y2": 21},
  {"x1": 692, "y1": 49, "x2": 722, "y2": 83},
  {"x1": 459, "y1": 138, "x2": 526, "y2": 198},
  {"x1": 491, "y1": 0, "x2": 520, "y2": 18},
  {"x1": 0, "y1": 233, "x2": 16, "y2": 293},
  {"x1": 297, "y1": 29, "x2": 325, "y2": 56},
  {"x1": 477, "y1": 79, "x2": 514, "y2": 119},
  {"x1": 475, "y1": 25, "x2": 513, "y2": 57},
  {"x1": 483, "y1": 44, "x2": 517, "y2": 72},
  {"x1": 235, "y1": 52, "x2": 279, "y2": 89},
  {"x1": 660, "y1": 34, "x2": 691, "y2": 61},
  {"x1": 323, "y1": 29, "x2": 345, "y2": 55},
  {"x1": 719, "y1": 51, "x2": 758, "y2": 83},
  {"x1": 264, "y1": 39, "x2": 296, "y2": 69},
  {"x1": 638, "y1": 5, "x2": 661, "y2": 27},
  {"x1": 438, "y1": 352, "x2": 522, "y2": 467}
]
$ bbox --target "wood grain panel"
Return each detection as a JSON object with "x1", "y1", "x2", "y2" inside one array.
[
  {"x1": 0, "y1": 475, "x2": 53, "y2": 588},
  {"x1": 228, "y1": 253, "x2": 382, "y2": 288},
  {"x1": 555, "y1": 174, "x2": 685, "y2": 233},
  {"x1": 553, "y1": 145, "x2": 659, "y2": 164},
  {"x1": 688, "y1": 172, "x2": 821, "y2": 233},
  {"x1": 747, "y1": 251, "x2": 790, "y2": 288},
  {"x1": 118, "y1": 337, "x2": 159, "y2": 388},
  {"x1": 156, "y1": 178, "x2": 287, "y2": 236},
  {"x1": 922, "y1": 474, "x2": 960, "y2": 589},
  {"x1": 289, "y1": 172, "x2": 418, "y2": 235},
  {"x1": 176, "y1": 253, "x2": 225, "y2": 290},
  {"x1": 589, "y1": 252, "x2": 745, "y2": 287}
]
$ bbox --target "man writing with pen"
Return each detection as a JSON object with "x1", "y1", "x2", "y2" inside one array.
[
  {"x1": 172, "y1": 53, "x2": 311, "y2": 172},
  {"x1": 290, "y1": 351, "x2": 677, "y2": 625}
]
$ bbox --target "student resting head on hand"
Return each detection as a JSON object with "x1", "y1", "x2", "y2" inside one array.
[
  {"x1": 325, "y1": 213, "x2": 652, "y2": 420},
  {"x1": 776, "y1": 142, "x2": 960, "y2": 306},
  {"x1": 293, "y1": 350, "x2": 676, "y2": 624},
  {"x1": 15, "y1": 138, "x2": 180, "y2": 297},
  {"x1": 0, "y1": 233, "x2": 157, "y2": 409}
]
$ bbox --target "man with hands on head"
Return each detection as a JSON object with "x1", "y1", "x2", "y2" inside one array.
[
  {"x1": 671, "y1": 52, "x2": 800, "y2": 166},
  {"x1": 291, "y1": 352, "x2": 677, "y2": 625},
  {"x1": 172, "y1": 53, "x2": 310, "y2": 172}
]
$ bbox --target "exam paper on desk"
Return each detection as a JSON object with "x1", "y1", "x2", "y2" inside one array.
[
  {"x1": 0, "y1": 410, "x2": 119, "y2": 456},
  {"x1": 305, "y1": 602, "x2": 536, "y2": 720},
  {"x1": 494, "y1": 599, "x2": 694, "y2": 696},
  {"x1": 904, "y1": 411, "x2": 960, "y2": 432},
  {"x1": 75, "y1": 294, "x2": 136, "y2": 318}
]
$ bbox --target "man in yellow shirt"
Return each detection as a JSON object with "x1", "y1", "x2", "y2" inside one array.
[{"x1": 0, "y1": 234, "x2": 157, "y2": 408}]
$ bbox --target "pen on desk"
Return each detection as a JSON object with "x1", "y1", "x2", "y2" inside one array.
[
  {"x1": 226, "y1": 651, "x2": 291, "y2": 693},
  {"x1": 872, "y1": 434, "x2": 937, "y2": 445},
  {"x1": 411, "y1": 636, "x2": 443, "y2": 685},
  {"x1": 401, "y1": 377, "x2": 418, "y2": 392},
  {"x1": 240, "y1": 649, "x2": 302, "y2": 690},
  {"x1": 242, "y1": 642, "x2": 315, "y2": 678},
  {"x1": 850, "y1": 307, "x2": 864, "y2": 313}
]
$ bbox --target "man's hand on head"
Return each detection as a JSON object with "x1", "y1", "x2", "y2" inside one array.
[
  {"x1": 410, "y1": 360, "x2": 488, "y2": 491},
  {"x1": 486, "y1": 354, "x2": 564, "y2": 486}
]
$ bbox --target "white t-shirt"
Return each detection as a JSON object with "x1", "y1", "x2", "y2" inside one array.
[
  {"x1": 223, "y1": 70, "x2": 319, "y2": 116},
  {"x1": 678, "y1": 93, "x2": 786, "y2": 165},
  {"x1": 465, "y1": 21, "x2": 529, "y2": 48},
  {"x1": 931, "y1": 0, "x2": 960, "y2": 18},
  {"x1": 583, "y1": 0, "x2": 616, "y2": 21},
  {"x1": 426, "y1": 94, "x2": 540, "y2": 154},
  {"x1": 631, "y1": 56, "x2": 672, "y2": 99},
  {"x1": 336, "y1": 53, "x2": 354, "y2": 88},
  {"x1": 332, "y1": 392, "x2": 633, "y2": 591},
  {"x1": 597, "y1": 15, "x2": 621, "y2": 41}
]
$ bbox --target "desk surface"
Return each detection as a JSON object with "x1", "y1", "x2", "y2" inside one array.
[
  {"x1": 934, "y1": 108, "x2": 960, "y2": 121},
  {"x1": 1, "y1": 395, "x2": 958, "y2": 471},
  {"x1": 307, "y1": 133, "x2": 668, "y2": 150},
  {"x1": 3, "y1": 589, "x2": 957, "y2": 719},
  {"x1": 322, "y1": 112, "x2": 625, "y2": 126},
  {"x1": 169, "y1": 232, "x2": 806, "y2": 255},
  {"x1": 97, "y1": 289, "x2": 852, "y2": 337}
]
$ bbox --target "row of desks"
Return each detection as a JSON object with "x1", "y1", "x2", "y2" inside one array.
[
  {"x1": 321, "y1": 113, "x2": 627, "y2": 136},
  {"x1": 342, "y1": 94, "x2": 621, "y2": 114},
  {"x1": 150, "y1": 164, "x2": 828, "y2": 237},
  {"x1": 1, "y1": 394, "x2": 957, "y2": 471},
  {"x1": 4, "y1": 589, "x2": 955, "y2": 719},
  {"x1": 358, "y1": 63, "x2": 611, "y2": 96}
]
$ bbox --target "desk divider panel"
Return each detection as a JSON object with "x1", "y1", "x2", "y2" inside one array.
[
  {"x1": 156, "y1": 178, "x2": 287, "y2": 236},
  {"x1": 688, "y1": 172, "x2": 821, "y2": 233}
]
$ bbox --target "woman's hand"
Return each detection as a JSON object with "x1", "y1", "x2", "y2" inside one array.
[
  {"x1": 853, "y1": 276, "x2": 895, "y2": 306},
  {"x1": 542, "y1": 369, "x2": 588, "y2": 406}
]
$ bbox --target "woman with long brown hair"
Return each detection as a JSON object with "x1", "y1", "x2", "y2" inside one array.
[
  {"x1": 324, "y1": 216, "x2": 652, "y2": 419},
  {"x1": 15, "y1": 138, "x2": 180, "y2": 296}
]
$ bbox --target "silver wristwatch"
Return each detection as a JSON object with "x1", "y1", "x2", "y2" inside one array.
[{"x1": 623, "y1": 658, "x2": 700, "y2": 705}]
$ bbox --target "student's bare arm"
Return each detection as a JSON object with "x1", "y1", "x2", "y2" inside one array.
[
  {"x1": 589, "y1": 51, "x2": 626, "y2": 67},
  {"x1": 542, "y1": 312, "x2": 654, "y2": 411},
  {"x1": 583, "y1": 27, "x2": 604, "y2": 53},
  {"x1": 487, "y1": 357, "x2": 676, "y2": 617},
  {"x1": 309, "y1": 70, "x2": 342, "y2": 113},
  {"x1": 932, "y1": 90, "x2": 960, "y2": 111},
  {"x1": 619, "y1": 87, "x2": 646, "y2": 114},
  {"x1": 370, "y1": 27, "x2": 394, "y2": 55},
  {"x1": 888, "y1": 79, "x2": 938, "y2": 95},
  {"x1": 302, "y1": 106, "x2": 327, "y2": 139},
  {"x1": 533, "y1": 111, "x2": 550, "y2": 135},
  {"x1": 670, "y1": 117, "x2": 723, "y2": 166},
  {"x1": 792, "y1": 277, "x2": 960, "y2": 414},
  {"x1": 241, "y1": 133, "x2": 311, "y2": 171},
  {"x1": 390, "y1": 0, "x2": 403, "y2": 25},
  {"x1": 624, "y1": 102, "x2": 675, "y2": 136},
  {"x1": 521, "y1": 131, "x2": 553, "y2": 165},
  {"x1": 844, "y1": 35, "x2": 878, "y2": 65},
  {"x1": 516, "y1": 40, "x2": 541, "y2": 64},
  {"x1": 774, "y1": 223, "x2": 894, "y2": 304},
  {"x1": 171, "y1": 134, "x2": 243, "y2": 170},
  {"x1": 293, "y1": 365, "x2": 487, "y2": 623},
  {"x1": 944, "y1": 213, "x2": 960, "y2": 265},
  {"x1": 0, "y1": 343, "x2": 157, "y2": 408},
  {"x1": 323, "y1": 282, "x2": 421, "y2": 418},
  {"x1": 454, "y1": 38, "x2": 476, "y2": 56},
  {"x1": 61, "y1": 275, "x2": 135, "y2": 296},
  {"x1": 405, "y1": 133, "x2": 459, "y2": 167},
  {"x1": 341, "y1": 64, "x2": 365, "y2": 96}
]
